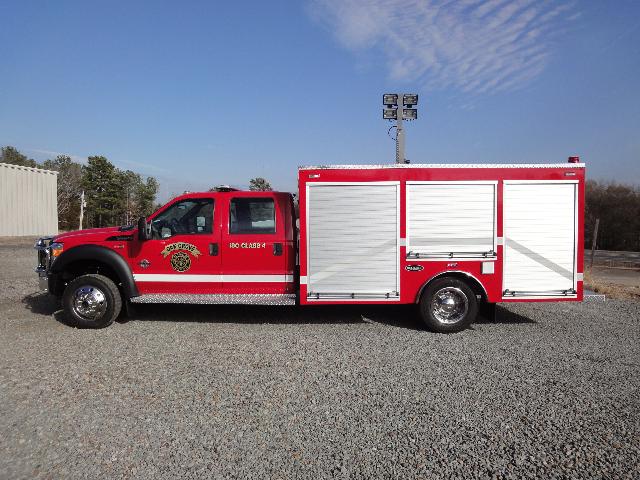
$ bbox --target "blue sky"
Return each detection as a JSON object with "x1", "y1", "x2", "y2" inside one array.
[{"x1": 1, "y1": 0, "x2": 638, "y2": 201}]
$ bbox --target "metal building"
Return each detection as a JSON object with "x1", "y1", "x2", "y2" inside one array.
[{"x1": 0, "y1": 162, "x2": 58, "y2": 236}]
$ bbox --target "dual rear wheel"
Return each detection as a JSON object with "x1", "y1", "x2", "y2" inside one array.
[{"x1": 419, "y1": 277, "x2": 479, "y2": 333}]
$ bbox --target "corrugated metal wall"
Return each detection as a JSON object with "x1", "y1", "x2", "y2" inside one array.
[{"x1": 0, "y1": 162, "x2": 58, "y2": 236}]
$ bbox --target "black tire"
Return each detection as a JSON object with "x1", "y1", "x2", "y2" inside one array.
[
  {"x1": 419, "y1": 277, "x2": 478, "y2": 333},
  {"x1": 62, "y1": 274, "x2": 122, "y2": 328}
]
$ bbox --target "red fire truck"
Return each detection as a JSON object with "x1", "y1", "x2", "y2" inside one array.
[{"x1": 35, "y1": 158, "x2": 585, "y2": 333}]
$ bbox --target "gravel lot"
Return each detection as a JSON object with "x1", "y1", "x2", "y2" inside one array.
[{"x1": 1, "y1": 238, "x2": 639, "y2": 479}]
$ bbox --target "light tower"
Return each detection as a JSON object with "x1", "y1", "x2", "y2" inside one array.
[{"x1": 383, "y1": 94, "x2": 418, "y2": 164}]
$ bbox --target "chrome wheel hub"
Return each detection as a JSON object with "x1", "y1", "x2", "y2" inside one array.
[
  {"x1": 431, "y1": 287, "x2": 468, "y2": 324},
  {"x1": 72, "y1": 285, "x2": 107, "y2": 320}
]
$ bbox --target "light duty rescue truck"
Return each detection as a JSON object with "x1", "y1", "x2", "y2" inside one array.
[{"x1": 35, "y1": 158, "x2": 585, "y2": 333}]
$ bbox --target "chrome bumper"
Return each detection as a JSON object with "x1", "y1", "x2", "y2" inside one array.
[
  {"x1": 37, "y1": 269, "x2": 49, "y2": 292},
  {"x1": 34, "y1": 236, "x2": 54, "y2": 292}
]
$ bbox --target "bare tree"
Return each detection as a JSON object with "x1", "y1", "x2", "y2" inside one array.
[{"x1": 41, "y1": 155, "x2": 83, "y2": 230}]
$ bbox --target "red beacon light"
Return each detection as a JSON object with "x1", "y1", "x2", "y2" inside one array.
[{"x1": 568, "y1": 156, "x2": 580, "y2": 164}]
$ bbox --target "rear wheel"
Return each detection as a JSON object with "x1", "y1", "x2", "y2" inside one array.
[
  {"x1": 62, "y1": 274, "x2": 122, "y2": 328},
  {"x1": 419, "y1": 277, "x2": 478, "y2": 333}
]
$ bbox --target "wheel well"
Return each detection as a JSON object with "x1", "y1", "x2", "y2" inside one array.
[
  {"x1": 57, "y1": 260, "x2": 122, "y2": 294},
  {"x1": 416, "y1": 272, "x2": 488, "y2": 304}
]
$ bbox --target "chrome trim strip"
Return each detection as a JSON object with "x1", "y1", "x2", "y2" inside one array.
[
  {"x1": 406, "y1": 252, "x2": 497, "y2": 260},
  {"x1": 306, "y1": 295, "x2": 400, "y2": 302},
  {"x1": 502, "y1": 295, "x2": 578, "y2": 300},
  {"x1": 502, "y1": 288, "x2": 577, "y2": 297},
  {"x1": 130, "y1": 293, "x2": 296, "y2": 305}
]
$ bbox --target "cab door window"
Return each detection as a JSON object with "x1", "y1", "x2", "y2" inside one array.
[
  {"x1": 151, "y1": 199, "x2": 214, "y2": 239},
  {"x1": 229, "y1": 198, "x2": 276, "y2": 234}
]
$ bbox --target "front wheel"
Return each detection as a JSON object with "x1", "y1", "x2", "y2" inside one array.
[
  {"x1": 62, "y1": 274, "x2": 122, "y2": 328},
  {"x1": 419, "y1": 277, "x2": 478, "y2": 333}
]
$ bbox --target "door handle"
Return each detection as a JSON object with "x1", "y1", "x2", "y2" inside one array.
[
  {"x1": 273, "y1": 243, "x2": 283, "y2": 256},
  {"x1": 209, "y1": 243, "x2": 219, "y2": 256}
]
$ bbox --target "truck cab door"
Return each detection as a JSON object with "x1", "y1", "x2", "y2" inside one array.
[
  {"x1": 220, "y1": 193, "x2": 293, "y2": 294},
  {"x1": 130, "y1": 196, "x2": 222, "y2": 295}
]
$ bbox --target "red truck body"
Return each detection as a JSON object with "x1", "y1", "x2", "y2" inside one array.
[
  {"x1": 36, "y1": 160, "x2": 585, "y2": 331},
  {"x1": 298, "y1": 162, "x2": 585, "y2": 305}
]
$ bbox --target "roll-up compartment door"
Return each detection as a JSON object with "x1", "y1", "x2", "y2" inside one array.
[
  {"x1": 306, "y1": 183, "x2": 399, "y2": 300},
  {"x1": 407, "y1": 182, "x2": 496, "y2": 258},
  {"x1": 503, "y1": 182, "x2": 577, "y2": 297}
]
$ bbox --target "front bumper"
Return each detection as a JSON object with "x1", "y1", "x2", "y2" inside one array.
[
  {"x1": 37, "y1": 270, "x2": 49, "y2": 292},
  {"x1": 34, "y1": 236, "x2": 54, "y2": 292}
]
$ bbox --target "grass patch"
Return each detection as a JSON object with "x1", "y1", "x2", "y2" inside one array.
[{"x1": 584, "y1": 270, "x2": 640, "y2": 300}]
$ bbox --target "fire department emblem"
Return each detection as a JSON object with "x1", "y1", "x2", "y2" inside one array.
[
  {"x1": 161, "y1": 242, "x2": 201, "y2": 273},
  {"x1": 170, "y1": 252, "x2": 191, "y2": 272}
]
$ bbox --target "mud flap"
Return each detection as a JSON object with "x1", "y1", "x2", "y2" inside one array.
[
  {"x1": 480, "y1": 302, "x2": 497, "y2": 322},
  {"x1": 123, "y1": 300, "x2": 138, "y2": 320}
]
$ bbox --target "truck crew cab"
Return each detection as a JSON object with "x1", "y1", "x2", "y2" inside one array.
[{"x1": 36, "y1": 160, "x2": 585, "y2": 333}]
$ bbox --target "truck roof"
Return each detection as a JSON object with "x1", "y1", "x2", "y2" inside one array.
[
  {"x1": 174, "y1": 190, "x2": 290, "y2": 199},
  {"x1": 299, "y1": 162, "x2": 585, "y2": 170}
]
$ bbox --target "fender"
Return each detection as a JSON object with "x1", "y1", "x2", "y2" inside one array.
[
  {"x1": 50, "y1": 245, "x2": 139, "y2": 298},
  {"x1": 415, "y1": 270, "x2": 488, "y2": 304}
]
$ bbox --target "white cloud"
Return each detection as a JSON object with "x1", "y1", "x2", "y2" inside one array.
[
  {"x1": 28, "y1": 148, "x2": 86, "y2": 164},
  {"x1": 26, "y1": 148, "x2": 170, "y2": 175},
  {"x1": 309, "y1": 0, "x2": 576, "y2": 94}
]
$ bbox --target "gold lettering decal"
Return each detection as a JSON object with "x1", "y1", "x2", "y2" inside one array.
[{"x1": 161, "y1": 242, "x2": 201, "y2": 258}]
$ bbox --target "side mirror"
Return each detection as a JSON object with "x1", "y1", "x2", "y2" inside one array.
[{"x1": 137, "y1": 217, "x2": 151, "y2": 241}]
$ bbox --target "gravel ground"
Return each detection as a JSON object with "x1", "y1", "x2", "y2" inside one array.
[{"x1": 1, "y1": 238, "x2": 639, "y2": 479}]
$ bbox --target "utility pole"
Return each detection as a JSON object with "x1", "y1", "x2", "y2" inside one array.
[
  {"x1": 125, "y1": 183, "x2": 130, "y2": 226},
  {"x1": 383, "y1": 94, "x2": 418, "y2": 164},
  {"x1": 79, "y1": 191, "x2": 85, "y2": 230},
  {"x1": 590, "y1": 218, "x2": 600, "y2": 269}
]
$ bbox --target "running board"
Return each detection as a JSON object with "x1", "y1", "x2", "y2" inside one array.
[{"x1": 131, "y1": 293, "x2": 296, "y2": 306}]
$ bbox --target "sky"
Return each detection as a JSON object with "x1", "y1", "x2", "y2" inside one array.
[{"x1": 1, "y1": 0, "x2": 639, "y2": 201}]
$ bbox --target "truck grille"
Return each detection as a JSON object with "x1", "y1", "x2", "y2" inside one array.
[{"x1": 34, "y1": 236, "x2": 54, "y2": 272}]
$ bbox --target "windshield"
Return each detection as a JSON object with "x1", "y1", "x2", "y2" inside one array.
[{"x1": 150, "y1": 198, "x2": 214, "y2": 239}]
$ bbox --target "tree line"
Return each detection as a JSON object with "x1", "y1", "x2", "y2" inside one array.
[
  {"x1": 1, "y1": 146, "x2": 158, "y2": 230},
  {"x1": 2, "y1": 145, "x2": 638, "y2": 250},
  {"x1": 585, "y1": 180, "x2": 640, "y2": 252}
]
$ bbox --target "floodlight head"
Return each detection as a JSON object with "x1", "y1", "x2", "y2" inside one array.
[
  {"x1": 383, "y1": 108, "x2": 398, "y2": 120},
  {"x1": 383, "y1": 94, "x2": 398, "y2": 107},
  {"x1": 403, "y1": 94, "x2": 418, "y2": 106},
  {"x1": 403, "y1": 108, "x2": 417, "y2": 120}
]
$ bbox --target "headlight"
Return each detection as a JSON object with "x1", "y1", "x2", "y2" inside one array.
[{"x1": 50, "y1": 242, "x2": 64, "y2": 257}]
